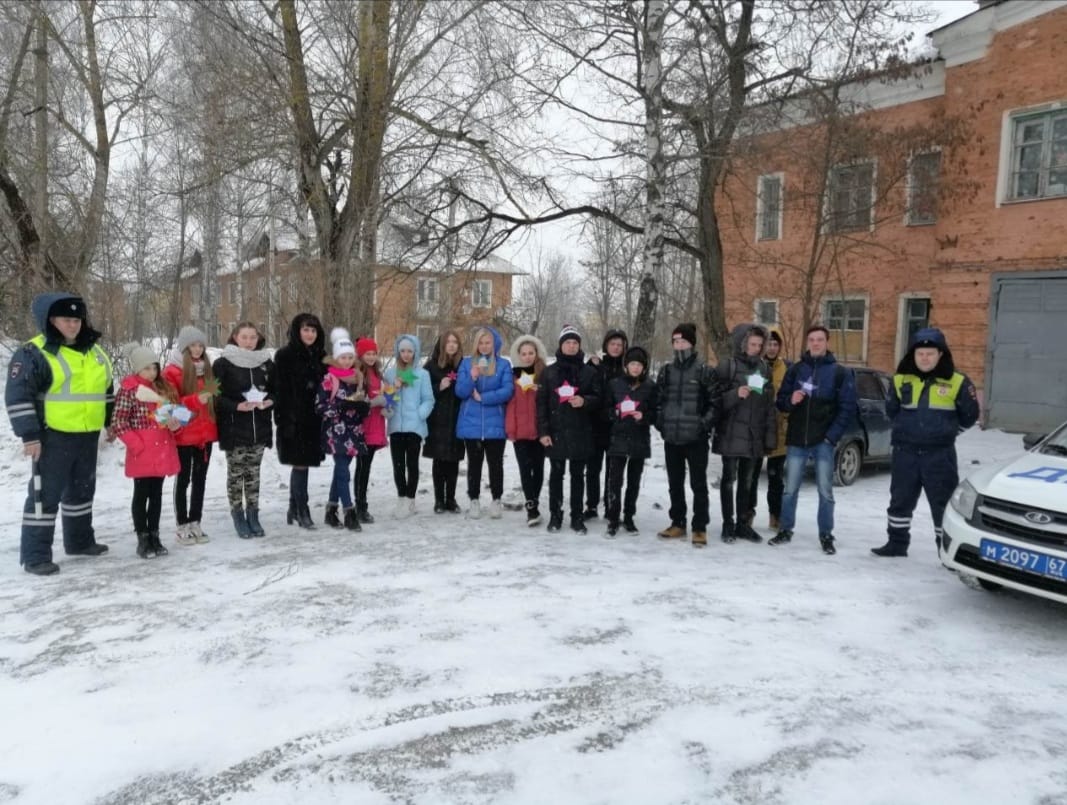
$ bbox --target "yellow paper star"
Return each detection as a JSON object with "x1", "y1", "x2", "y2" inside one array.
[{"x1": 517, "y1": 372, "x2": 537, "y2": 392}]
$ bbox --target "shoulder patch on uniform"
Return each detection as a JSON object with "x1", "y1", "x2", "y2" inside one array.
[{"x1": 9, "y1": 361, "x2": 22, "y2": 379}]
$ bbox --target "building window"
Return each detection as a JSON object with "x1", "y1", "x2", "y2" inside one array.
[
  {"x1": 417, "y1": 278, "x2": 438, "y2": 317},
  {"x1": 756, "y1": 173, "x2": 783, "y2": 241},
  {"x1": 1010, "y1": 109, "x2": 1067, "y2": 200},
  {"x1": 228, "y1": 280, "x2": 237, "y2": 304},
  {"x1": 823, "y1": 297, "x2": 867, "y2": 363},
  {"x1": 472, "y1": 279, "x2": 492, "y2": 308},
  {"x1": 827, "y1": 161, "x2": 875, "y2": 233},
  {"x1": 754, "y1": 298, "x2": 778, "y2": 326},
  {"x1": 906, "y1": 152, "x2": 941, "y2": 225},
  {"x1": 416, "y1": 325, "x2": 436, "y2": 356}
]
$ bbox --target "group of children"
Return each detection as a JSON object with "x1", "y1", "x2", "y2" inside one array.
[{"x1": 109, "y1": 317, "x2": 677, "y2": 555}]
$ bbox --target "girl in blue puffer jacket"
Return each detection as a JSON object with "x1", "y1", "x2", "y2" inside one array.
[
  {"x1": 384, "y1": 334, "x2": 435, "y2": 518},
  {"x1": 455, "y1": 327, "x2": 514, "y2": 519}
]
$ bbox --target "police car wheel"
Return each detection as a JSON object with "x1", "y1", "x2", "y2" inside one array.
[{"x1": 833, "y1": 441, "x2": 863, "y2": 487}]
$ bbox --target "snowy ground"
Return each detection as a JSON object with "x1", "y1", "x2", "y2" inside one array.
[{"x1": 1, "y1": 364, "x2": 1066, "y2": 804}]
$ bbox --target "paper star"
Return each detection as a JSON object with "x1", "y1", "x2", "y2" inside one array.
[
  {"x1": 556, "y1": 381, "x2": 576, "y2": 401},
  {"x1": 618, "y1": 395, "x2": 638, "y2": 417},
  {"x1": 517, "y1": 372, "x2": 537, "y2": 392},
  {"x1": 381, "y1": 383, "x2": 401, "y2": 408},
  {"x1": 397, "y1": 367, "x2": 417, "y2": 385}
]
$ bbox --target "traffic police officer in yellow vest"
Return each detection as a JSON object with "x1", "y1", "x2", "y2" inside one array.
[
  {"x1": 5, "y1": 292, "x2": 114, "y2": 575},
  {"x1": 873, "y1": 327, "x2": 979, "y2": 558}
]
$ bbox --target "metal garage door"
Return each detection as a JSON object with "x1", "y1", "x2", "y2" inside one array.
[{"x1": 986, "y1": 273, "x2": 1067, "y2": 432}]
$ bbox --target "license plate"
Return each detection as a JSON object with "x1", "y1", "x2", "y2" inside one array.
[{"x1": 979, "y1": 539, "x2": 1067, "y2": 580}]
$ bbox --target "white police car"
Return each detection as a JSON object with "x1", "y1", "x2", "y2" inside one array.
[{"x1": 941, "y1": 421, "x2": 1067, "y2": 605}]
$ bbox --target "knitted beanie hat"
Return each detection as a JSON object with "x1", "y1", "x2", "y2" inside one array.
[
  {"x1": 356, "y1": 336, "x2": 378, "y2": 358},
  {"x1": 176, "y1": 325, "x2": 208, "y2": 354},
  {"x1": 331, "y1": 327, "x2": 356, "y2": 359},
  {"x1": 558, "y1": 324, "x2": 582, "y2": 346},
  {"x1": 671, "y1": 322, "x2": 697, "y2": 346},
  {"x1": 123, "y1": 343, "x2": 158, "y2": 374}
]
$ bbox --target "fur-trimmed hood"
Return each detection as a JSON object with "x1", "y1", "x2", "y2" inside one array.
[{"x1": 509, "y1": 334, "x2": 548, "y2": 367}]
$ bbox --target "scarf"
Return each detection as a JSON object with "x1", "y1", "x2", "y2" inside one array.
[{"x1": 220, "y1": 344, "x2": 271, "y2": 369}]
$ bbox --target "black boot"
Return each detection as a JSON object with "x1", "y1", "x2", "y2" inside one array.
[
  {"x1": 343, "y1": 507, "x2": 362, "y2": 531},
  {"x1": 358, "y1": 507, "x2": 375, "y2": 524},
  {"x1": 721, "y1": 521, "x2": 737, "y2": 544},
  {"x1": 525, "y1": 500, "x2": 542, "y2": 527},
  {"x1": 872, "y1": 541, "x2": 908, "y2": 557},
  {"x1": 547, "y1": 512, "x2": 563, "y2": 533},
  {"x1": 444, "y1": 499, "x2": 461, "y2": 514},
  {"x1": 246, "y1": 506, "x2": 265, "y2": 537},
  {"x1": 324, "y1": 503, "x2": 342, "y2": 529},
  {"x1": 136, "y1": 532, "x2": 151, "y2": 559},
  {"x1": 570, "y1": 515, "x2": 588, "y2": 534},
  {"x1": 148, "y1": 530, "x2": 168, "y2": 556},
  {"x1": 622, "y1": 516, "x2": 638, "y2": 534},
  {"x1": 286, "y1": 504, "x2": 299, "y2": 525},
  {"x1": 297, "y1": 506, "x2": 315, "y2": 529},
  {"x1": 231, "y1": 508, "x2": 253, "y2": 539},
  {"x1": 434, "y1": 499, "x2": 446, "y2": 514}
]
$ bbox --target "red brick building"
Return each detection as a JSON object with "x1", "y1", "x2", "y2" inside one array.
[
  {"x1": 177, "y1": 222, "x2": 521, "y2": 356},
  {"x1": 719, "y1": 0, "x2": 1067, "y2": 426}
]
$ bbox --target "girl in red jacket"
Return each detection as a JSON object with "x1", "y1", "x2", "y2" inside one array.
[
  {"x1": 112, "y1": 345, "x2": 183, "y2": 559},
  {"x1": 506, "y1": 335, "x2": 548, "y2": 526},
  {"x1": 353, "y1": 337, "x2": 389, "y2": 523},
  {"x1": 162, "y1": 326, "x2": 219, "y2": 546}
]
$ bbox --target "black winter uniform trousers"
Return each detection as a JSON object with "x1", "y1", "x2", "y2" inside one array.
[
  {"x1": 21, "y1": 430, "x2": 100, "y2": 566},
  {"x1": 664, "y1": 441, "x2": 710, "y2": 531},
  {"x1": 886, "y1": 444, "x2": 959, "y2": 549},
  {"x1": 605, "y1": 454, "x2": 643, "y2": 524}
]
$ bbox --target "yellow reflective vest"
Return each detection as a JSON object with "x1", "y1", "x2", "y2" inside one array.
[
  {"x1": 29, "y1": 335, "x2": 113, "y2": 432},
  {"x1": 893, "y1": 372, "x2": 964, "y2": 410}
]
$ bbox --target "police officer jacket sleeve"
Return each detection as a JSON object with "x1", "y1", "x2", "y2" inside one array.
[{"x1": 4, "y1": 343, "x2": 50, "y2": 443}]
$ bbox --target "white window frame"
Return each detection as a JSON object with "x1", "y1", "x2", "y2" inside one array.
[
  {"x1": 755, "y1": 172, "x2": 784, "y2": 242},
  {"x1": 472, "y1": 279, "x2": 492, "y2": 308},
  {"x1": 416, "y1": 277, "x2": 438, "y2": 317},
  {"x1": 753, "y1": 298, "x2": 779, "y2": 327},
  {"x1": 895, "y1": 292, "x2": 932, "y2": 362},
  {"x1": 997, "y1": 101, "x2": 1067, "y2": 205},
  {"x1": 825, "y1": 159, "x2": 877, "y2": 234},
  {"x1": 905, "y1": 150, "x2": 941, "y2": 226},
  {"x1": 821, "y1": 293, "x2": 870, "y2": 363},
  {"x1": 416, "y1": 325, "x2": 436, "y2": 356}
]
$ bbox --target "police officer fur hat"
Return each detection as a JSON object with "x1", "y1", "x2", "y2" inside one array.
[
  {"x1": 123, "y1": 343, "x2": 159, "y2": 374},
  {"x1": 47, "y1": 297, "x2": 87, "y2": 320}
]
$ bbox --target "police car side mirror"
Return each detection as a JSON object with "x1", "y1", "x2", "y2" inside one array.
[{"x1": 1022, "y1": 432, "x2": 1047, "y2": 450}]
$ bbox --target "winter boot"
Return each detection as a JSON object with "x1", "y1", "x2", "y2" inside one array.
[
  {"x1": 444, "y1": 499, "x2": 461, "y2": 514},
  {"x1": 24, "y1": 561, "x2": 60, "y2": 575},
  {"x1": 768, "y1": 514, "x2": 780, "y2": 531},
  {"x1": 324, "y1": 503, "x2": 342, "y2": 529},
  {"x1": 489, "y1": 499, "x2": 503, "y2": 519},
  {"x1": 136, "y1": 532, "x2": 152, "y2": 559},
  {"x1": 570, "y1": 515, "x2": 588, "y2": 535},
  {"x1": 148, "y1": 531, "x2": 168, "y2": 556},
  {"x1": 721, "y1": 522, "x2": 737, "y2": 544},
  {"x1": 622, "y1": 516, "x2": 639, "y2": 534},
  {"x1": 735, "y1": 523, "x2": 764, "y2": 543},
  {"x1": 525, "y1": 501, "x2": 542, "y2": 527},
  {"x1": 657, "y1": 524, "x2": 687, "y2": 539},
  {"x1": 434, "y1": 499, "x2": 446, "y2": 514},
  {"x1": 872, "y1": 541, "x2": 908, "y2": 557},
  {"x1": 547, "y1": 512, "x2": 563, "y2": 533},
  {"x1": 606, "y1": 522, "x2": 619, "y2": 537},
  {"x1": 231, "y1": 508, "x2": 253, "y2": 539},
  {"x1": 582, "y1": 507, "x2": 598, "y2": 521},
  {"x1": 467, "y1": 499, "x2": 482, "y2": 520},
  {"x1": 358, "y1": 507, "x2": 375, "y2": 524},
  {"x1": 286, "y1": 504, "x2": 300, "y2": 526},
  {"x1": 395, "y1": 498, "x2": 410, "y2": 519},
  {"x1": 245, "y1": 507, "x2": 265, "y2": 537},
  {"x1": 408, "y1": 498, "x2": 417, "y2": 517},
  {"x1": 190, "y1": 522, "x2": 210, "y2": 544},
  {"x1": 297, "y1": 506, "x2": 315, "y2": 529},
  {"x1": 768, "y1": 529, "x2": 793, "y2": 546},
  {"x1": 175, "y1": 523, "x2": 197, "y2": 546},
  {"x1": 343, "y1": 507, "x2": 362, "y2": 531},
  {"x1": 819, "y1": 534, "x2": 837, "y2": 555},
  {"x1": 692, "y1": 530, "x2": 707, "y2": 548}
]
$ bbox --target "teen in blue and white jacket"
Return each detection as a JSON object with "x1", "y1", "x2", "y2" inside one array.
[{"x1": 384, "y1": 333, "x2": 435, "y2": 516}]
